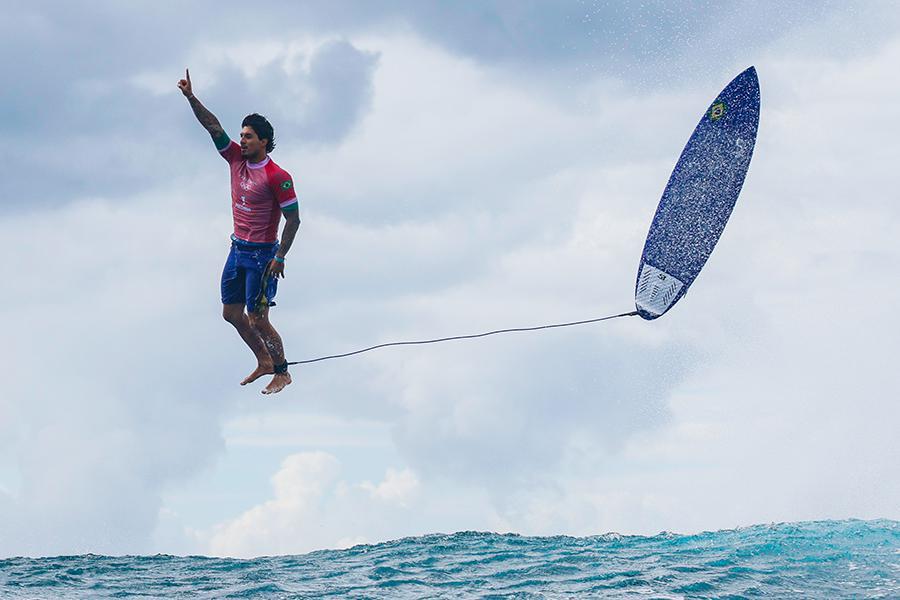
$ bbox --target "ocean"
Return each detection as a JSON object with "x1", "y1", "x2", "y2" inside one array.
[{"x1": 1, "y1": 519, "x2": 897, "y2": 598}]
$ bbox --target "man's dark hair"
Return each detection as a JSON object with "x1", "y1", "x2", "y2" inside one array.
[{"x1": 242, "y1": 113, "x2": 276, "y2": 153}]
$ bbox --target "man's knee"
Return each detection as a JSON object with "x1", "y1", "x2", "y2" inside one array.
[
  {"x1": 223, "y1": 304, "x2": 246, "y2": 325},
  {"x1": 247, "y1": 310, "x2": 269, "y2": 330}
]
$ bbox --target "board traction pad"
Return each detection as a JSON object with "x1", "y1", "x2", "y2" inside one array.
[{"x1": 635, "y1": 263, "x2": 684, "y2": 317}]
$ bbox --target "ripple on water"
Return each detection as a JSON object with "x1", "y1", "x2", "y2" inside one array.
[{"x1": 0, "y1": 519, "x2": 895, "y2": 599}]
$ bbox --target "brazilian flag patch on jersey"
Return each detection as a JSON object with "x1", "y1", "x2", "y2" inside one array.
[{"x1": 281, "y1": 180, "x2": 293, "y2": 190}]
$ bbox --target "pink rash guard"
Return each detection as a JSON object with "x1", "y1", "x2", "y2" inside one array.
[{"x1": 218, "y1": 139, "x2": 298, "y2": 244}]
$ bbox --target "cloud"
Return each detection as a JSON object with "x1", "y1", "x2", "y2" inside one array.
[
  {"x1": 208, "y1": 451, "x2": 341, "y2": 555},
  {"x1": 390, "y1": 1, "x2": 816, "y2": 78},
  {"x1": 298, "y1": 40, "x2": 381, "y2": 143},
  {"x1": 12, "y1": 0, "x2": 887, "y2": 215},
  {"x1": 9, "y1": 1, "x2": 894, "y2": 214},
  {"x1": 195, "y1": 39, "x2": 380, "y2": 147},
  {"x1": 0, "y1": 186, "x2": 235, "y2": 556},
  {"x1": 360, "y1": 467, "x2": 420, "y2": 507},
  {"x1": 372, "y1": 326, "x2": 691, "y2": 493},
  {"x1": 210, "y1": 1, "x2": 873, "y2": 84},
  {"x1": 206, "y1": 452, "x2": 423, "y2": 557}
]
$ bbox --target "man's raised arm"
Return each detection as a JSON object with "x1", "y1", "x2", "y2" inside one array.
[{"x1": 177, "y1": 69, "x2": 226, "y2": 143}]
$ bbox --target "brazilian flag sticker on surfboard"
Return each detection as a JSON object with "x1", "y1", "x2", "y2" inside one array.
[{"x1": 709, "y1": 101, "x2": 727, "y2": 121}]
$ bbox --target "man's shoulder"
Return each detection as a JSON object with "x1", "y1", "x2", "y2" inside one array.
[
  {"x1": 263, "y1": 158, "x2": 295, "y2": 184},
  {"x1": 262, "y1": 157, "x2": 298, "y2": 204},
  {"x1": 264, "y1": 157, "x2": 292, "y2": 175},
  {"x1": 219, "y1": 139, "x2": 242, "y2": 163}
]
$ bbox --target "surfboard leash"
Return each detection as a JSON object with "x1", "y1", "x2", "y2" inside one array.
[{"x1": 287, "y1": 310, "x2": 639, "y2": 366}]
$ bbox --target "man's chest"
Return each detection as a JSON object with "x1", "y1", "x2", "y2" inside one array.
[{"x1": 230, "y1": 165, "x2": 274, "y2": 206}]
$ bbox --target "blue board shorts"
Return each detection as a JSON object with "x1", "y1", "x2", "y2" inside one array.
[{"x1": 221, "y1": 237, "x2": 279, "y2": 313}]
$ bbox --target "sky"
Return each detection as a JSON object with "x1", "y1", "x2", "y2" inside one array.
[{"x1": 1, "y1": 0, "x2": 899, "y2": 558}]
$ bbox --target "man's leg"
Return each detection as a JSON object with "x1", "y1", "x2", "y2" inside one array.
[
  {"x1": 248, "y1": 306, "x2": 292, "y2": 394},
  {"x1": 223, "y1": 303, "x2": 275, "y2": 385}
]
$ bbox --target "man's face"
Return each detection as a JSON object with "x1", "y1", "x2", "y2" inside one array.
[{"x1": 240, "y1": 126, "x2": 267, "y2": 159}]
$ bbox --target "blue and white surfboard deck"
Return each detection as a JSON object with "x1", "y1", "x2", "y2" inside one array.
[{"x1": 635, "y1": 66, "x2": 760, "y2": 320}]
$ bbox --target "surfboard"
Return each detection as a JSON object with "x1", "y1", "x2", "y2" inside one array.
[{"x1": 635, "y1": 66, "x2": 760, "y2": 320}]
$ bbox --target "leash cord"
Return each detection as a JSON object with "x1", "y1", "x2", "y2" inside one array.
[{"x1": 287, "y1": 310, "x2": 639, "y2": 366}]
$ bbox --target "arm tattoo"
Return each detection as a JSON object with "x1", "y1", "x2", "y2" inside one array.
[
  {"x1": 277, "y1": 213, "x2": 301, "y2": 258},
  {"x1": 187, "y1": 95, "x2": 224, "y2": 138}
]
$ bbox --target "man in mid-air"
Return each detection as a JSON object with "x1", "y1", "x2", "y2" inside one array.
[{"x1": 178, "y1": 69, "x2": 300, "y2": 395}]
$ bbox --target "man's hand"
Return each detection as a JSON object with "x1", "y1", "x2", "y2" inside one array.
[
  {"x1": 269, "y1": 258, "x2": 286, "y2": 279},
  {"x1": 177, "y1": 68, "x2": 193, "y2": 97},
  {"x1": 179, "y1": 70, "x2": 225, "y2": 138}
]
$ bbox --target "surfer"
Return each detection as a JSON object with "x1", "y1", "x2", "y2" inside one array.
[{"x1": 178, "y1": 69, "x2": 300, "y2": 394}]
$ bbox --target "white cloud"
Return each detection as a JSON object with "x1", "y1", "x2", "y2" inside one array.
[
  {"x1": 0, "y1": 184, "x2": 235, "y2": 556},
  {"x1": 205, "y1": 453, "x2": 427, "y2": 557},
  {"x1": 208, "y1": 452, "x2": 341, "y2": 557},
  {"x1": 360, "y1": 467, "x2": 420, "y2": 507},
  {"x1": 223, "y1": 412, "x2": 393, "y2": 449}
]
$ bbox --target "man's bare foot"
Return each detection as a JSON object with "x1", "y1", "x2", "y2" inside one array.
[
  {"x1": 262, "y1": 373, "x2": 292, "y2": 395},
  {"x1": 241, "y1": 363, "x2": 273, "y2": 386}
]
